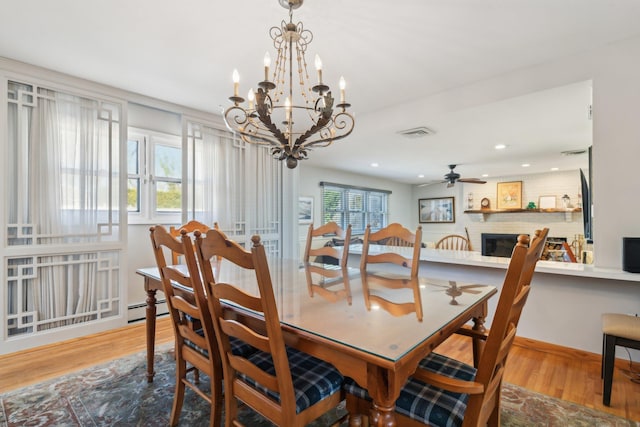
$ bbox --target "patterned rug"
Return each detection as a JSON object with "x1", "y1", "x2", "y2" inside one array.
[{"x1": 1, "y1": 345, "x2": 638, "y2": 427}]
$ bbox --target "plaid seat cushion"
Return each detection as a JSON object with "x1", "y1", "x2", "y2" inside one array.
[
  {"x1": 344, "y1": 352, "x2": 477, "y2": 427},
  {"x1": 239, "y1": 347, "x2": 343, "y2": 414},
  {"x1": 185, "y1": 329, "x2": 256, "y2": 358}
]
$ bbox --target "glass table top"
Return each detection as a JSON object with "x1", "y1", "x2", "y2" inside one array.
[{"x1": 209, "y1": 259, "x2": 496, "y2": 362}]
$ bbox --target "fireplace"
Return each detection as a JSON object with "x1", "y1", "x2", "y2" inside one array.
[{"x1": 481, "y1": 233, "x2": 525, "y2": 258}]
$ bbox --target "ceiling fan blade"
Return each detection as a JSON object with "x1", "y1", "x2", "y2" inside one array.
[
  {"x1": 417, "y1": 180, "x2": 447, "y2": 188},
  {"x1": 457, "y1": 178, "x2": 487, "y2": 184}
]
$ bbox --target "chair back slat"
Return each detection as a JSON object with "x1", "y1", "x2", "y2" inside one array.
[
  {"x1": 360, "y1": 223, "x2": 422, "y2": 278},
  {"x1": 304, "y1": 222, "x2": 352, "y2": 267}
]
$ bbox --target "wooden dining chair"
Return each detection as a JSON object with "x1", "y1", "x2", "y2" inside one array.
[
  {"x1": 169, "y1": 220, "x2": 213, "y2": 264},
  {"x1": 359, "y1": 223, "x2": 423, "y2": 278},
  {"x1": 304, "y1": 222, "x2": 352, "y2": 267},
  {"x1": 194, "y1": 229, "x2": 345, "y2": 427},
  {"x1": 149, "y1": 225, "x2": 255, "y2": 427},
  {"x1": 345, "y1": 228, "x2": 549, "y2": 427},
  {"x1": 436, "y1": 234, "x2": 472, "y2": 251}
]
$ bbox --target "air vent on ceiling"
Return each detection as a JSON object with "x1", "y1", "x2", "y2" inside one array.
[
  {"x1": 561, "y1": 149, "x2": 588, "y2": 156},
  {"x1": 398, "y1": 126, "x2": 436, "y2": 138}
]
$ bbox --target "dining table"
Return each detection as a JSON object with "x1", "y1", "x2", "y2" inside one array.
[{"x1": 136, "y1": 258, "x2": 496, "y2": 426}]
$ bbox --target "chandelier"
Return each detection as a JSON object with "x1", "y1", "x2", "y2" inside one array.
[{"x1": 223, "y1": 0, "x2": 355, "y2": 169}]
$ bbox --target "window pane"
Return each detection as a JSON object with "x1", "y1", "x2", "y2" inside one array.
[
  {"x1": 156, "y1": 181, "x2": 182, "y2": 211},
  {"x1": 369, "y1": 193, "x2": 383, "y2": 212},
  {"x1": 324, "y1": 211, "x2": 343, "y2": 225},
  {"x1": 127, "y1": 140, "x2": 139, "y2": 174},
  {"x1": 348, "y1": 212, "x2": 365, "y2": 232},
  {"x1": 348, "y1": 191, "x2": 364, "y2": 210},
  {"x1": 323, "y1": 188, "x2": 343, "y2": 211},
  {"x1": 127, "y1": 178, "x2": 140, "y2": 212},
  {"x1": 155, "y1": 144, "x2": 181, "y2": 179},
  {"x1": 368, "y1": 212, "x2": 384, "y2": 230}
]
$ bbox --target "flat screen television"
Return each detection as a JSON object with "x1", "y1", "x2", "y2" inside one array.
[
  {"x1": 481, "y1": 233, "x2": 525, "y2": 258},
  {"x1": 580, "y1": 167, "x2": 592, "y2": 243}
]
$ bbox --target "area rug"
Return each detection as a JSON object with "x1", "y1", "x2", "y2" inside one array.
[{"x1": 1, "y1": 345, "x2": 637, "y2": 427}]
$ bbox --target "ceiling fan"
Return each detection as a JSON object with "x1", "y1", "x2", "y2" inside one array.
[
  {"x1": 442, "y1": 164, "x2": 487, "y2": 188},
  {"x1": 418, "y1": 164, "x2": 487, "y2": 188}
]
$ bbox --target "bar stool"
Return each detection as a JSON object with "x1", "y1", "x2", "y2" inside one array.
[{"x1": 602, "y1": 313, "x2": 640, "y2": 406}]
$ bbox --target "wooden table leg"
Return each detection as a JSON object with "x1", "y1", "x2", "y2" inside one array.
[
  {"x1": 370, "y1": 402, "x2": 396, "y2": 427},
  {"x1": 471, "y1": 300, "x2": 488, "y2": 368},
  {"x1": 145, "y1": 284, "x2": 158, "y2": 383}
]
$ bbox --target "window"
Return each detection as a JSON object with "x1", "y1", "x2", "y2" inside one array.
[
  {"x1": 128, "y1": 128, "x2": 182, "y2": 222},
  {"x1": 320, "y1": 182, "x2": 390, "y2": 235}
]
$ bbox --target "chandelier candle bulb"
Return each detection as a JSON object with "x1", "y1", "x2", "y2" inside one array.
[
  {"x1": 232, "y1": 69, "x2": 240, "y2": 97},
  {"x1": 285, "y1": 96, "x2": 291, "y2": 122},
  {"x1": 315, "y1": 54, "x2": 323, "y2": 84},
  {"x1": 248, "y1": 89, "x2": 255, "y2": 109},
  {"x1": 263, "y1": 52, "x2": 271, "y2": 81},
  {"x1": 339, "y1": 76, "x2": 346, "y2": 104}
]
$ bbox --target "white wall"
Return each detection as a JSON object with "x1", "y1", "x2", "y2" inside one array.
[{"x1": 297, "y1": 165, "x2": 413, "y2": 257}]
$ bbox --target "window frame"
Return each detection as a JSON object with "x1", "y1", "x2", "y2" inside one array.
[
  {"x1": 320, "y1": 182, "x2": 390, "y2": 235},
  {"x1": 127, "y1": 127, "x2": 182, "y2": 224}
]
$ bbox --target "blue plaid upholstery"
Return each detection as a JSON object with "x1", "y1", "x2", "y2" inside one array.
[
  {"x1": 239, "y1": 347, "x2": 344, "y2": 414},
  {"x1": 344, "y1": 352, "x2": 477, "y2": 427},
  {"x1": 185, "y1": 329, "x2": 256, "y2": 358}
]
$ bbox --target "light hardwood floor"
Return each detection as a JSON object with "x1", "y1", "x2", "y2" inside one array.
[{"x1": 1, "y1": 316, "x2": 638, "y2": 422}]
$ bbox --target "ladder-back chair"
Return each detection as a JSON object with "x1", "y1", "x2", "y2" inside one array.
[
  {"x1": 304, "y1": 222, "x2": 352, "y2": 267},
  {"x1": 345, "y1": 228, "x2": 549, "y2": 427},
  {"x1": 168, "y1": 220, "x2": 212, "y2": 265},
  {"x1": 149, "y1": 225, "x2": 222, "y2": 427},
  {"x1": 194, "y1": 229, "x2": 345, "y2": 427},
  {"x1": 359, "y1": 223, "x2": 423, "y2": 278}
]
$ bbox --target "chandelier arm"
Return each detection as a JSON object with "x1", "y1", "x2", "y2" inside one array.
[{"x1": 298, "y1": 111, "x2": 355, "y2": 148}]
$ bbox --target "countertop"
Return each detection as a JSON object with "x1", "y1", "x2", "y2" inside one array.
[{"x1": 349, "y1": 244, "x2": 640, "y2": 283}]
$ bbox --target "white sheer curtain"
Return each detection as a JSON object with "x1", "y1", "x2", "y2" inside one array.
[
  {"x1": 6, "y1": 82, "x2": 119, "y2": 332},
  {"x1": 192, "y1": 127, "x2": 243, "y2": 230},
  {"x1": 187, "y1": 121, "x2": 282, "y2": 253}
]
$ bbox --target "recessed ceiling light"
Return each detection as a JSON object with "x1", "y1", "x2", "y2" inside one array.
[
  {"x1": 550, "y1": 167, "x2": 559, "y2": 171},
  {"x1": 418, "y1": 174, "x2": 424, "y2": 178},
  {"x1": 494, "y1": 144, "x2": 507, "y2": 150},
  {"x1": 521, "y1": 163, "x2": 530, "y2": 167},
  {"x1": 371, "y1": 162, "x2": 379, "y2": 167},
  {"x1": 481, "y1": 174, "x2": 489, "y2": 177}
]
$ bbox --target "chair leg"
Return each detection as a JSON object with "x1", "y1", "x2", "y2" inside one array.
[
  {"x1": 170, "y1": 358, "x2": 187, "y2": 426},
  {"x1": 601, "y1": 333, "x2": 605, "y2": 379},
  {"x1": 487, "y1": 386, "x2": 501, "y2": 427},
  {"x1": 603, "y1": 334, "x2": 617, "y2": 406},
  {"x1": 209, "y1": 373, "x2": 223, "y2": 427}
]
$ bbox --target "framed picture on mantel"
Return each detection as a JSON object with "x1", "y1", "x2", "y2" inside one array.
[{"x1": 496, "y1": 181, "x2": 522, "y2": 209}]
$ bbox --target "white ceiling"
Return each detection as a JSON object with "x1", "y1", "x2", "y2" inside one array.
[{"x1": 2, "y1": 0, "x2": 640, "y2": 184}]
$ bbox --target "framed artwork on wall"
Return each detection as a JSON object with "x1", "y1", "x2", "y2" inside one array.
[
  {"x1": 419, "y1": 197, "x2": 455, "y2": 223},
  {"x1": 298, "y1": 196, "x2": 313, "y2": 224},
  {"x1": 496, "y1": 181, "x2": 522, "y2": 209}
]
